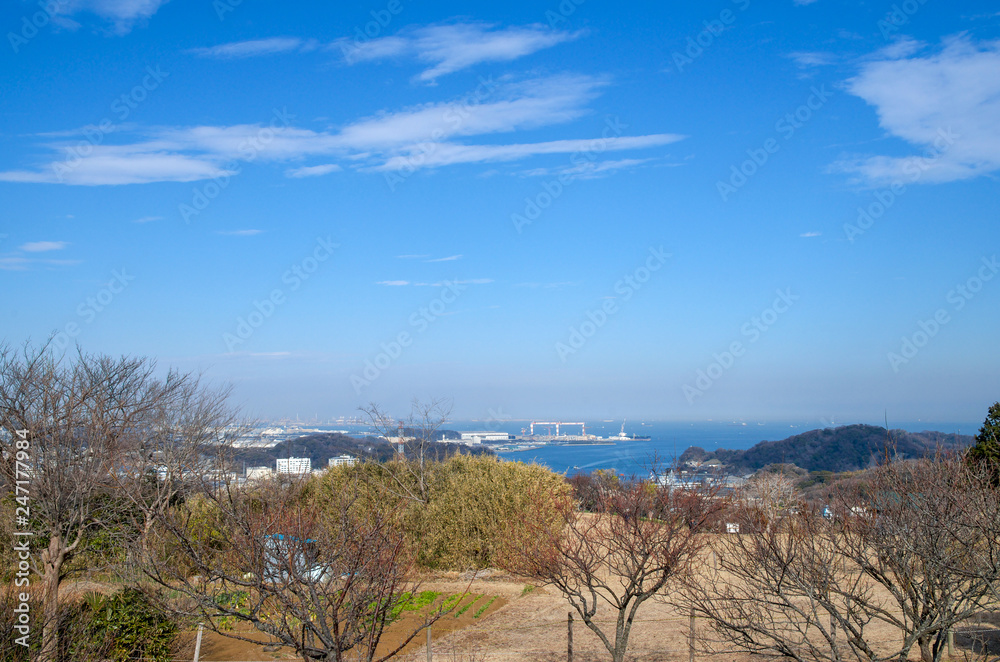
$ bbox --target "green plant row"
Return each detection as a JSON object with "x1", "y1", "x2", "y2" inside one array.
[
  {"x1": 473, "y1": 596, "x2": 496, "y2": 618},
  {"x1": 454, "y1": 594, "x2": 482, "y2": 617}
]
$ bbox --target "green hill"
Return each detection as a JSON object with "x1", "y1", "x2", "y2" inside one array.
[{"x1": 681, "y1": 424, "x2": 972, "y2": 473}]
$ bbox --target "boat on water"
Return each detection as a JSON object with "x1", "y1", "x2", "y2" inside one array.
[{"x1": 609, "y1": 419, "x2": 651, "y2": 441}]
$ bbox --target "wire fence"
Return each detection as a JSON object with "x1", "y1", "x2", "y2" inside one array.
[{"x1": 115, "y1": 617, "x2": 1000, "y2": 662}]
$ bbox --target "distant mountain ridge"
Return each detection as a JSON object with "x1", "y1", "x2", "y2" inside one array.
[{"x1": 680, "y1": 424, "x2": 973, "y2": 473}]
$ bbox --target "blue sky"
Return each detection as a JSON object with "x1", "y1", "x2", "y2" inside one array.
[{"x1": 2, "y1": 0, "x2": 999, "y2": 426}]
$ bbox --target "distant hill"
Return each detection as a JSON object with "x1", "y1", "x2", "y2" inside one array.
[
  {"x1": 680, "y1": 424, "x2": 972, "y2": 473},
  {"x1": 234, "y1": 432, "x2": 492, "y2": 470}
]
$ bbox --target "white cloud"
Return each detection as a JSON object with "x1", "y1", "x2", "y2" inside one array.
[
  {"x1": 285, "y1": 163, "x2": 342, "y2": 178},
  {"x1": 189, "y1": 37, "x2": 316, "y2": 59},
  {"x1": 337, "y1": 22, "x2": 582, "y2": 82},
  {"x1": 0, "y1": 147, "x2": 238, "y2": 186},
  {"x1": 800, "y1": 231, "x2": 822, "y2": 237},
  {"x1": 515, "y1": 281, "x2": 580, "y2": 289},
  {"x1": 338, "y1": 75, "x2": 604, "y2": 148},
  {"x1": 0, "y1": 75, "x2": 682, "y2": 184},
  {"x1": 0, "y1": 258, "x2": 30, "y2": 271},
  {"x1": 20, "y1": 241, "x2": 68, "y2": 252},
  {"x1": 425, "y1": 255, "x2": 462, "y2": 262},
  {"x1": 520, "y1": 157, "x2": 661, "y2": 179},
  {"x1": 377, "y1": 135, "x2": 682, "y2": 171},
  {"x1": 381, "y1": 278, "x2": 493, "y2": 287},
  {"x1": 215, "y1": 229, "x2": 263, "y2": 236},
  {"x1": 834, "y1": 35, "x2": 1000, "y2": 185},
  {"x1": 54, "y1": 0, "x2": 168, "y2": 34},
  {"x1": 133, "y1": 215, "x2": 162, "y2": 223},
  {"x1": 788, "y1": 51, "x2": 834, "y2": 68}
]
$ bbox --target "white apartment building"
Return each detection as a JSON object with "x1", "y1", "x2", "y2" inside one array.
[
  {"x1": 276, "y1": 457, "x2": 311, "y2": 474},
  {"x1": 327, "y1": 454, "x2": 358, "y2": 468},
  {"x1": 246, "y1": 466, "x2": 273, "y2": 480}
]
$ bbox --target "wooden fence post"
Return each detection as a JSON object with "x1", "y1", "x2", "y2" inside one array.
[
  {"x1": 568, "y1": 612, "x2": 574, "y2": 662},
  {"x1": 948, "y1": 629, "x2": 954, "y2": 657},
  {"x1": 689, "y1": 609, "x2": 696, "y2": 662},
  {"x1": 192, "y1": 623, "x2": 204, "y2": 662}
]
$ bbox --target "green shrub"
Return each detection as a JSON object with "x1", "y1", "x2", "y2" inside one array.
[
  {"x1": 310, "y1": 455, "x2": 570, "y2": 571},
  {"x1": 72, "y1": 589, "x2": 176, "y2": 662}
]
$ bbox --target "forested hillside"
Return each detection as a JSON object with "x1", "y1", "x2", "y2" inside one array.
[{"x1": 680, "y1": 424, "x2": 972, "y2": 472}]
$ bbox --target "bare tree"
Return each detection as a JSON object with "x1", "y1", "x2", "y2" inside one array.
[
  {"x1": 359, "y1": 398, "x2": 452, "y2": 505},
  {"x1": 742, "y1": 469, "x2": 800, "y2": 534},
  {"x1": 141, "y1": 472, "x2": 446, "y2": 662},
  {"x1": 687, "y1": 455, "x2": 1000, "y2": 662},
  {"x1": 505, "y1": 476, "x2": 723, "y2": 662},
  {"x1": 0, "y1": 343, "x2": 187, "y2": 662},
  {"x1": 110, "y1": 375, "x2": 250, "y2": 563}
]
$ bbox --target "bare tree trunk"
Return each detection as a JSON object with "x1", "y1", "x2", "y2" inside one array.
[{"x1": 40, "y1": 535, "x2": 64, "y2": 662}]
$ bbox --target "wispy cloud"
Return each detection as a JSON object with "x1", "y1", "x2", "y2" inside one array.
[
  {"x1": 190, "y1": 37, "x2": 318, "y2": 59},
  {"x1": 133, "y1": 215, "x2": 162, "y2": 223},
  {"x1": 285, "y1": 163, "x2": 342, "y2": 178},
  {"x1": 20, "y1": 241, "x2": 68, "y2": 252},
  {"x1": 515, "y1": 281, "x2": 580, "y2": 289},
  {"x1": 52, "y1": 0, "x2": 169, "y2": 35},
  {"x1": 377, "y1": 136, "x2": 681, "y2": 171},
  {"x1": 0, "y1": 257, "x2": 30, "y2": 271},
  {"x1": 0, "y1": 75, "x2": 682, "y2": 184},
  {"x1": 0, "y1": 256, "x2": 79, "y2": 271},
  {"x1": 425, "y1": 254, "x2": 462, "y2": 262},
  {"x1": 833, "y1": 35, "x2": 1000, "y2": 185},
  {"x1": 337, "y1": 22, "x2": 582, "y2": 82},
  {"x1": 215, "y1": 229, "x2": 263, "y2": 236},
  {"x1": 378, "y1": 278, "x2": 493, "y2": 286},
  {"x1": 800, "y1": 231, "x2": 822, "y2": 237},
  {"x1": 519, "y1": 157, "x2": 664, "y2": 180},
  {"x1": 788, "y1": 51, "x2": 835, "y2": 68}
]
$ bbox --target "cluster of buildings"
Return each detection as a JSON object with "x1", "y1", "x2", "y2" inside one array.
[
  {"x1": 455, "y1": 431, "x2": 514, "y2": 445},
  {"x1": 246, "y1": 454, "x2": 358, "y2": 480}
]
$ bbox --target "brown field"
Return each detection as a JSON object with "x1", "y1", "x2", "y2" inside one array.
[{"x1": 60, "y1": 541, "x2": 1000, "y2": 662}]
